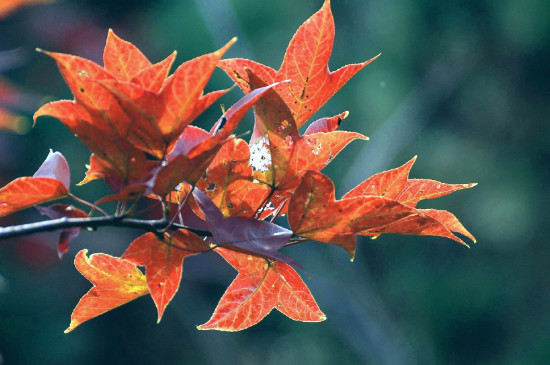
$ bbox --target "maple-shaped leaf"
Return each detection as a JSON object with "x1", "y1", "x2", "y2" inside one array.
[
  {"x1": 65, "y1": 249, "x2": 148, "y2": 333},
  {"x1": 343, "y1": 157, "x2": 476, "y2": 245},
  {"x1": 192, "y1": 189, "x2": 299, "y2": 267},
  {"x1": 97, "y1": 38, "x2": 236, "y2": 157},
  {"x1": 35, "y1": 47, "x2": 166, "y2": 158},
  {"x1": 101, "y1": 28, "x2": 178, "y2": 104},
  {"x1": 198, "y1": 248, "x2": 325, "y2": 331},
  {"x1": 218, "y1": 0, "x2": 378, "y2": 128},
  {"x1": 196, "y1": 138, "x2": 271, "y2": 218},
  {"x1": 122, "y1": 230, "x2": 210, "y2": 322},
  {"x1": 0, "y1": 150, "x2": 69, "y2": 218},
  {"x1": 288, "y1": 170, "x2": 419, "y2": 259},
  {"x1": 36, "y1": 204, "x2": 88, "y2": 258}
]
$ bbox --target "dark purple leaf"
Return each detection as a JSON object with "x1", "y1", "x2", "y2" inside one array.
[
  {"x1": 36, "y1": 204, "x2": 88, "y2": 258},
  {"x1": 192, "y1": 189, "x2": 300, "y2": 268}
]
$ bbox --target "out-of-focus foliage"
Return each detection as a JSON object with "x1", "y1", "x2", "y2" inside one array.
[{"x1": 0, "y1": 0, "x2": 548, "y2": 364}]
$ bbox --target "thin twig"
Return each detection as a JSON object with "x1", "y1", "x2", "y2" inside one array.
[
  {"x1": 68, "y1": 193, "x2": 108, "y2": 216},
  {"x1": 0, "y1": 215, "x2": 211, "y2": 241}
]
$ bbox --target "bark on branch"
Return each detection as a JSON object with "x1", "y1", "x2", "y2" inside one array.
[{"x1": 0, "y1": 215, "x2": 211, "y2": 240}]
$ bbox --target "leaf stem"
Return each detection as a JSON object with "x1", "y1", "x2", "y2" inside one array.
[{"x1": 68, "y1": 193, "x2": 109, "y2": 216}]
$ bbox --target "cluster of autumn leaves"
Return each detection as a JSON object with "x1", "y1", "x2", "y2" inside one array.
[{"x1": 0, "y1": 0, "x2": 475, "y2": 332}]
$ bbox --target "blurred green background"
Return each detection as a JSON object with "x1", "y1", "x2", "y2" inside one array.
[{"x1": 0, "y1": 0, "x2": 548, "y2": 364}]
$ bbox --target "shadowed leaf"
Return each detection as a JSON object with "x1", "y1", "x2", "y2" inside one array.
[{"x1": 36, "y1": 204, "x2": 88, "y2": 258}]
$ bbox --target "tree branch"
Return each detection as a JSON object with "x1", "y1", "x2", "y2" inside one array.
[{"x1": 0, "y1": 215, "x2": 211, "y2": 241}]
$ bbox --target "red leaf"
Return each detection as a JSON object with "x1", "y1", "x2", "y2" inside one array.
[
  {"x1": 196, "y1": 138, "x2": 270, "y2": 218},
  {"x1": 271, "y1": 130, "x2": 367, "y2": 188},
  {"x1": 218, "y1": 0, "x2": 378, "y2": 128},
  {"x1": 34, "y1": 101, "x2": 151, "y2": 187},
  {"x1": 344, "y1": 157, "x2": 476, "y2": 245},
  {"x1": 103, "y1": 29, "x2": 152, "y2": 81},
  {"x1": 198, "y1": 248, "x2": 325, "y2": 331},
  {"x1": 343, "y1": 156, "x2": 417, "y2": 200},
  {"x1": 288, "y1": 171, "x2": 418, "y2": 259},
  {"x1": 149, "y1": 82, "x2": 283, "y2": 195},
  {"x1": 216, "y1": 58, "x2": 276, "y2": 94},
  {"x1": 65, "y1": 249, "x2": 148, "y2": 333},
  {"x1": 158, "y1": 38, "x2": 236, "y2": 146},
  {"x1": 130, "y1": 52, "x2": 177, "y2": 92},
  {"x1": 396, "y1": 179, "x2": 477, "y2": 208},
  {"x1": 277, "y1": 0, "x2": 378, "y2": 127},
  {"x1": 36, "y1": 204, "x2": 88, "y2": 258},
  {"x1": 0, "y1": 151, "x2": 69, "y2": 218},
  {"x1": 0, "y1": 177, "x2": 68, "y2": 218},
  {"x1": 36, "y1": 50, "x2": 125, "y2": 126},
  {"x1": 419, "y1": 209, "x2": 476, "y2": 243},
  {"x1": 122, "y1": 231, "x2": 210, "y2": 322}
]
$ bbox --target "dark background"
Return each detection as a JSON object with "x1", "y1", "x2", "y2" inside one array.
[{"x1": 1, "y1": 0, "x2": 548, "y2": 364}]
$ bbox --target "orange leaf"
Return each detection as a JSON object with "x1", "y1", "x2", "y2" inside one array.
[
  {"x1": 272, "y1": 130, "x2": 367, "y2": 187},
  {"x1": 217, "y1": 58, "x2": 276, "y2": 94},
  {"x1": 0, "y1": 150, "x2": 69, "y2": 218},
  {"x1": 65, "y1": 249, "x2": 148, "y2": 333},
  {"x1": 344, "y1": 157, "x2": 476, "y2": 245},
  {"x1": 0, "y1": 177, "x2": 67, "y2": 218},
  {"x1": 150, "y1": 82, "x2": 283, "y2": 195},
  {"x1": 122, "y1": 231, "x2": 210, "y2": 322},
  {"x1": 218, "y1": 0, "x2": 378, "y2": 128},
  {"x1": 130, "y1": 52, "x2": 177, "y2": 92},
  {"x1": 288, "y1": 171, "x2": 418, "y2": 259},
  {"x1": 103, "y1": 29, "x2": 152, "y2": 82},
  {"x1": 197, "y1": 138, "x2": 270, "y2": 217},
  {"x1": 96, "y1": 37, "x2": 236, "y2": 157},
  {"x1": 198, "y1": 248, "x2": 325, "y2": 331},
  {"x1": 34, "y1": 101, "x2": 151, "y2": 186},
  {"x1": 396, "y1": 179, "x2": 477, "y2": 207},
  {"x1": 419, "y1": 209, "x2": 476, "y2": 243},
  {"x1": 158, "y1": 38, "x2": 236, "y2": 145},
  {"x1": 360, "y1": 208, "x2": 474, "y2": 247},
  {"x1": 277, "y1": 0, "x2": 378, "y2": 127},
  {"x1": 343, "y1": 156, "x2": 417, "y2": 200}
]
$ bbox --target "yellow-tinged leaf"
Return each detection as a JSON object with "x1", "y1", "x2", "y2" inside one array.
[{"x1": 65, "y1": 249, "x2": 148, "y2": 333}]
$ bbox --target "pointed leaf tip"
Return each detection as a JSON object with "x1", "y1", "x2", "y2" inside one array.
[{"x1": 33, "y1": 149, "x2": 70, "y2": 190}]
